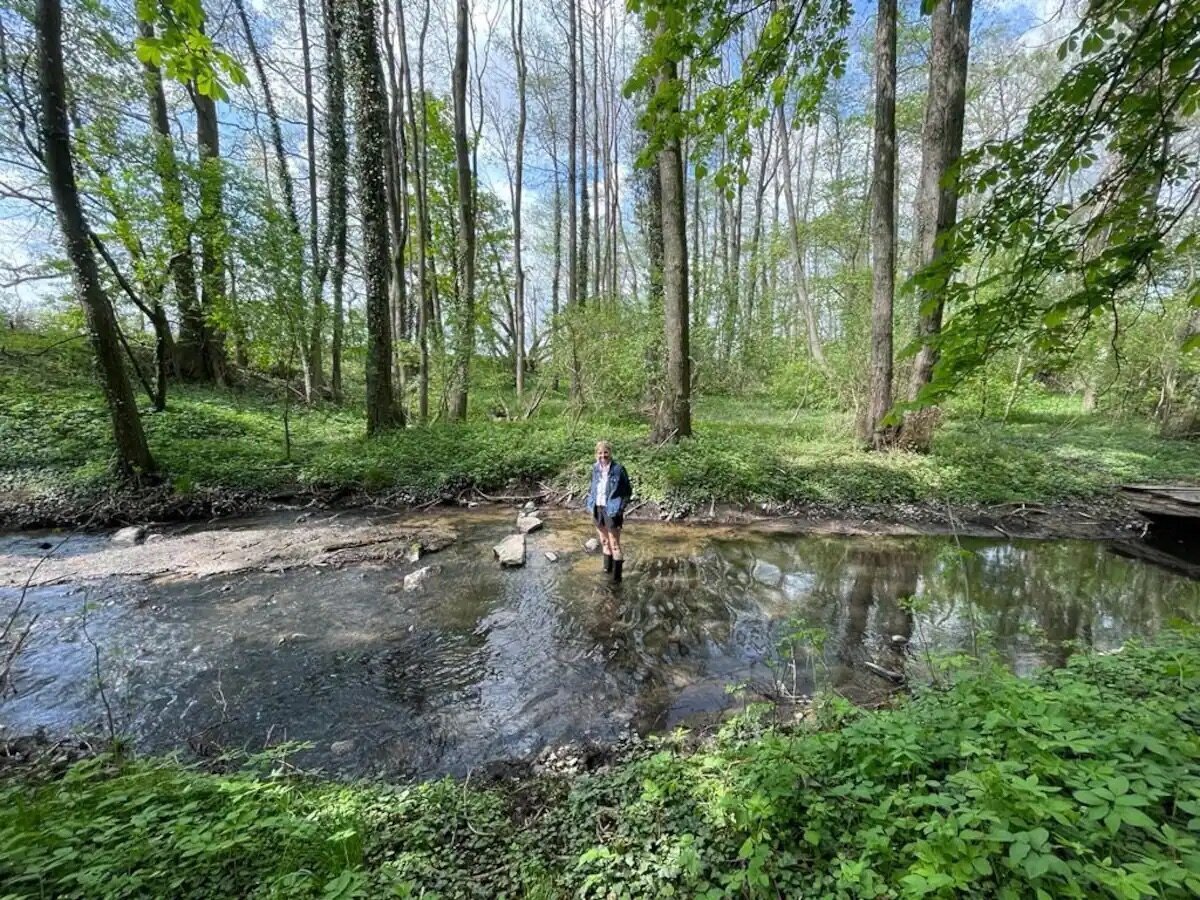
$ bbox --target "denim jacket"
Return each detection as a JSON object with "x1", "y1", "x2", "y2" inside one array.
[{"x1": 585, "y1": 460, "x2": 632, "y2": 516}]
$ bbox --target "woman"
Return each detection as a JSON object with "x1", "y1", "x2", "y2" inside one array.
[{"x1": 585, "y1": 440, "x2": 632, "y2": 582}]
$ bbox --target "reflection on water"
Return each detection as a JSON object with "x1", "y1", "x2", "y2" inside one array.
[{"x1": 1, "y1": 512, "x2": 1197, "y2": 779}]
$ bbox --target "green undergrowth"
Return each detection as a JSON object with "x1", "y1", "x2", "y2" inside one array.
[
  {"x1": 3, "y1": 634, "x2": 1200, "y2": 898},
  {"x1": 1, "y1": 330, "x2": 1196, "y2": 515}
]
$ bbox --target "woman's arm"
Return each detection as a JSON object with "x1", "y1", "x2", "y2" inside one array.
[{"x1": 617, "y1": 466, "x2": 632, "y2": 500}]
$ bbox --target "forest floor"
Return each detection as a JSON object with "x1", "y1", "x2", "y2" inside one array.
[{"x1": 2, "y1": 329, "x2": 1196, "y2": 533}]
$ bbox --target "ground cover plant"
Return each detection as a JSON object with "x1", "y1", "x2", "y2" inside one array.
[
  {"x1": 2, "y1": 632, "x2": 1199, "y2": 898},
  {"x1": 2, "y1": 333, "x2": 1195, "y2": 522}
]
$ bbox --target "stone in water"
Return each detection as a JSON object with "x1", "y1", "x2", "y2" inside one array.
[
  {"x1": 403, "y1": 564, "x2": 441, "y2": 591},
  {"x1": 516, "y1": 515, "x2": 543, "y2": 534},
  {"x1": 493, "y1": 534, "x2": 526, "y2": 567}
]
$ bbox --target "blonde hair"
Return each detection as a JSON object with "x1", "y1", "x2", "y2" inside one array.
[{"x1": 595, "y1": 440, "x2": 613, "y2": 455}]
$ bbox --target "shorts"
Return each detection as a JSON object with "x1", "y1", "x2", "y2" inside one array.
[{"x1": 593, "y1": 506, "x2": 623, "y2": 530}]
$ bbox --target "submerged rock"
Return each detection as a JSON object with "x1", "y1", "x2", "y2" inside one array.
[
  {"x1": 403, "y1": 564, "x2": 441, "y2": 591},
  {"x1": 330, "y1": 739, "x2": 356, "y2": 756},
  {"x1": 493, "y1": 534, "x2": 526, "y2": 567},
  {"x1": 516, "y1": 514, "x2": 543, "y2": 534},
  {"x1": 584, "y1": 537, "x2": 601, "y2": 553},
  {"x1": 276, "y1": 632, "x2": 313, "y2": 646},
  {"x1": 544, "y1": 551, "x2": 558, "y2": 562},
  {"x1": 522, "y1": 500, "x2": 538, "y2": 513}
]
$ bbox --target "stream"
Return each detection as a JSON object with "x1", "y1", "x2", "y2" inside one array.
[{"x1": 1, "y1": 508, "x2": 1197, "y2": 779}]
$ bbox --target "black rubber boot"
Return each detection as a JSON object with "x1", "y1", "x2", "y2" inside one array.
[
  {"x1": 612, "y1": 558, "x2": 624, "y2": 583},
  {"x1": 603, "y1": 554, "x2": 613, "y2": 573}
]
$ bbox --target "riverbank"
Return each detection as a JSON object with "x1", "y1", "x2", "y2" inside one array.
[
  {"x1": 3, "y1": 633, "x2": 1199, "y2": 898},
  {"x1": 3, "y1": 330, "x2": 1196, "y2": 533},
  {"x1": 0, "y1": 482, "x2": 1154, "y2": 540}
]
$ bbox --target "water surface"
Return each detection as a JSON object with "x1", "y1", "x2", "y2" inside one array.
[{"x1": 1, "y1": 511, "x2": 1196, "y2": 778}]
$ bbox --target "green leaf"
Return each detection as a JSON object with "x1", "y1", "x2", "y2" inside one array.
[
  {"x1": 1119, "y1": 807, "x2": 1159, "y2": 830},
  {"x1": 1023, "y1": 852, "x2": 1051, "y2": 880}
]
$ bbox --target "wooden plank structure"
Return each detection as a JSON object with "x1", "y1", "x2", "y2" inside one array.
[{"x1": 1119, "y1": 484, "x2": 1200, "y2": 525}]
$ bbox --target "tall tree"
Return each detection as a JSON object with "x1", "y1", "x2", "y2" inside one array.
[
  {"x1": 566, "y1": 0, "x2": 580, "y2": 398},
  {"x1": 191, "y1": 18, "x2": 229, "y2": 384},
  {"x1": 234, "y1": 0, "x2": 310, "y2": 395},
  {"x1": 299, "y1": 0, "x2": 326, "y2": 397},
  {"x1": 578, "y1": 0, "x2": 590, "y2": 309},
  {"x1": 397, "y1": 0, "x2": 432, "y2": 422},
  {"x1": 381, "y1": 0, "x2": 408, "y2": 409},
  {"x1": 511, "y1": 0, "x2": 527, "y2": 400},
  {"x1": 590, "y1": 5, "x2": 600, "y2": 303},
  {"x1": 38, "y1": 0, "x2": 154, "y2": 476},
  {"x1": 862, "y1": 0, "x2": 897, "y2": 449},
  {"x1": 652, "y1": 21, "x2": 691, "y2": 442},
  {"x1": 323, "y1": 0, "x2": 348, "y2": 402},
  {"x1": 450, "y1": 0, "x2": 476, "y2": 420},
  {"x1": 138, "y1": 18, "x2": 203, "y2": 382},
  {"x1": 906, "y1": 0, "x2": 974, "y2": 404},
  {"x1": 776, "y1": 104, "x2": 829, "y2": 373},
  {"x1": 340, "y1": 0, "x2": 398, "y2": 432}
]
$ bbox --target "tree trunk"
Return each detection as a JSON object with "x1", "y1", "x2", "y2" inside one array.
[
  {"x1": 139, "y1": 19, "x2": 201, "y2": 382},
  {"x1": 566, "y1": 0, "x2": 580, "y2": 399},
  {"x1": 550, "y1": 143, "x2": 563, "y2": 392},
  {"x1": 382, "y1": 0, "x2": 408, "y2": 416},
  {"x1": 907, "y1": 0, "x2": 974, "y2": 402},
  {"x1": 323, "y1": 0, "x2": 348, "y2": 403},
  {"x1": 862, "y1": 0, "x2": 898, "y2": 449},
  {"x1": 340, "y1": 0, "x2": 398, "y2": 432},
  {"x1": 300, "y1": 0, "x2": 326, "y2": 397},
  {"x1": 641, "y1": 108, "x2": 666, "y2": 405},
  {"x1": 235, "y1": 0, "x2": 309, "y2": 394},
  {"x1": 449, "y1": 0, "x2": 475, "y2": 421},
  {"x1": 192, "y1": 84, "x2": 230, "y2": 385},
  {"x1": 653, "y1": 24, "x2": 691, "y2": 442},
  {"x1": 39, "y1": 0, "x2": 154, "y2": 476},
  {"x1": 398, "y1": 0, "x2": 431, "y2": 423},
  {"x1": 743, "y1": 121, "x2": 774, "y2": 362},
  {"x1": 590, "y1": 8, "x2": 600, "y2": 304},
  {"x1": 578, "y1": 0, "x2": 590, "y2": 311},
  {"x1": 512, "y1": 0, "x2": 527, "y2": 400},
  {"x1": 777, "y1": 105, "x2": 828, "y2": 373}
]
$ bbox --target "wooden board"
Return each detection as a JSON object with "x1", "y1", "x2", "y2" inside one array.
[{"x1": 1119, "y1": 484, "x2": 1200, "y2": 520}]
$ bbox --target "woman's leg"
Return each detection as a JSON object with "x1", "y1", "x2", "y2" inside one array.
[
  {"x1": 608, "y1": 527, "x2": 624, "y2": 582},
  {"x1": 595, "y1": 522, "x2": 612, "y2": 570}
]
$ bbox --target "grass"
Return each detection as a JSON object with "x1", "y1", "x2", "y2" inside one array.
[
  {"x1": 2, "y1": 632, "x2": 1199, "y2": 898},
  {"x1": 1, "y1": 329, "x2": 1196, "y2": 517}
]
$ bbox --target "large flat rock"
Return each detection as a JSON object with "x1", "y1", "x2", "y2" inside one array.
[
  {"x1": 493, "y1": 533, "x2": 526, "y2": 567},
  {"x1": 516, "y1": 514, "x2": 543, "y2": 534}
]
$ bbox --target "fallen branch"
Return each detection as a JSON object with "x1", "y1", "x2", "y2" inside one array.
[
  {"x1": 2, "y1": 532, "x2": 75, "y2": 695},
  {"x1": 864, "y1": 661, "x2": 905, "y2": 684},
  {"x1": 471, "y1": 488, "x2": 543, "y2": 503},
  {"x1": 0, "y1": 333, "x2": 86, "y2": 358},
  {"x1": 521, "y1": 384, "x2": 549, "y2": 420}
]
